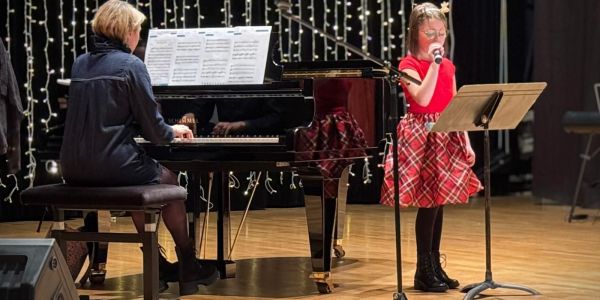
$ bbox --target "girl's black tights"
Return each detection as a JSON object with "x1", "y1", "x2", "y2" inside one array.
[{"x1": 415, "y1": 205, "x2": 444, "y2": 255}]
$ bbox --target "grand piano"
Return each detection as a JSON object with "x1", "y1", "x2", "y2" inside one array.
[{"x1": 136, "y1": 57, "x2": 391, "y2": 293}]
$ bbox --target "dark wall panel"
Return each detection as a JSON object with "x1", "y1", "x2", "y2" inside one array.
[{"x1": 532, "y1": 0, "x2": 600, "y2": 207}]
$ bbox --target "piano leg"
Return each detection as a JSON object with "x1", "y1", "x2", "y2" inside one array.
[
  {"x1": 216, "y1": 172, "x2": 236, "y2": 278},
  {"x1": 186, "y1": 172, "x2": 236, "y2": 279},
  {"x1": 186, "y1": 172, "x2": 202, "y2": 242},
  {"x1": 333, "y1": 166, "x2": 351, "y2": 259},
  {"x1": 302, "y1": 173, "x2": 337, "y2": 294}
]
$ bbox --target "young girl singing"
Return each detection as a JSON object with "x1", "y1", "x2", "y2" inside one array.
[{"x1": 381, "y1": 2, "x2": 482, "y2": 293}]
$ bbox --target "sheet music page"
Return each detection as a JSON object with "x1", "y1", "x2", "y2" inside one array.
[
  {"x1": 171, "y1": 29, "x2": 204, "y2": 85},
  {"x1": 144, "y1": 29, "x2": 178, "y2": 86},
  {"x1": 198, "y1": 28, "x2": 234, "y2": 85},
  {"x1": 145, "y1": 26, "x2": 272, "y2": 86},
  {"x1": 228, "y1": 26, "x2": 272, "y2": 84}
]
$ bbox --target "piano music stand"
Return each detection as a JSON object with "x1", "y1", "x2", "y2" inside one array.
[{"x1": 431, "y1": 82, "x2": 546, "y2": 300}]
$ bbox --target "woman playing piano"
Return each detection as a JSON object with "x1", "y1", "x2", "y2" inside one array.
[
  {"x1": 380, "y1": 2, "x2": 481, "y2": 293},
  {"x1": 59, "y1": 0, "x2": 217, "y2": 295}
]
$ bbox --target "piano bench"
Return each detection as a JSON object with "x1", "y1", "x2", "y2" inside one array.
[{"x1": 20, "y1": 183, "x2": 187, "y2": 300}]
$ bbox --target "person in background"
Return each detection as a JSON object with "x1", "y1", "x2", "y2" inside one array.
[
  {"x1": 380, "y1": 2, "x2": 481, "y2": 293},
  {"x1": 59, "y1": 0, "x2": 218, "y2": 295},
  {"x1": 0, "y1": 41, "x2": 23, "y2": 174}
]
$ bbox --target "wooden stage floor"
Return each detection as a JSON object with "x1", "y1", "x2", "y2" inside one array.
[{"x1": 1, "y1": 196, "x2": 599, "y2": 299}]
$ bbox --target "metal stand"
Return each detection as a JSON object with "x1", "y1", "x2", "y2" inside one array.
[
  {"x1": 456, "y1": 89, "x2": 541, "y2": 300},
  {"x1": 567, "y1": 134, "x2": 599, "y2": 222},
  {"x1": 460, "y1": 124, "x2": 540, "y2": 299},
  {"x1": 430, "y1": 83, "x2": 546, "y2": 299},
  {"x1": 389, "y1": 77, "x2": 407, "y2": 300}
]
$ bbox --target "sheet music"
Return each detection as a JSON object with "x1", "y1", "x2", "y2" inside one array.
[
  {"x1": 228, "y1": 27, "x2": 272, "y2": 84},
  {"x1": 145, "y1": 26, "x2": 272, "y2": 86}
]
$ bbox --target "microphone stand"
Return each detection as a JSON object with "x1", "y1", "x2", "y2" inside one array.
[{"x1": 275, "y1": 2, "x2": 420, "y2": 299}]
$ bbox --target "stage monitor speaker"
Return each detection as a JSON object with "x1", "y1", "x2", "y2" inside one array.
[{"x1": 0, "y1": 238, "x2": 79, "y2": 300}]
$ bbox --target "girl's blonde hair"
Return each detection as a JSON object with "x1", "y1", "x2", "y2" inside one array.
[
  {"x1": 91, "y1": 0, "x2": 146, "y2": 44},
  {"x1": 406, "y1": 2, "x2": 448, "y2": 55}
]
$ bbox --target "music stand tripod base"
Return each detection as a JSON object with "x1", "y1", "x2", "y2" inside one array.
[
  {"x1": 461, "y1": 280, "x2": 541, "y2": 300},
  {"x1": 393, "y1": 292, "x2": 408, "y2": 300},
  {"x1": 430, "y1": 82, "x2": 547, "y2": 300}
]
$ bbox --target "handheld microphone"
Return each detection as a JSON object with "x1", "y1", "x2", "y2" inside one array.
[{"x1": 433, "y1": 48, "x2": 442, "y2": 64}]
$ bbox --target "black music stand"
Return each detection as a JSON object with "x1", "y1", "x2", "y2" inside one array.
[{"x1": 431, "y1": 82, "x2": 546, "y2": 300}]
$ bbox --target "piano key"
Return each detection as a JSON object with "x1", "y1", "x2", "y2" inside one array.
[{"x1": 134, "y1": 136, "x2": 281, "y2": 144}]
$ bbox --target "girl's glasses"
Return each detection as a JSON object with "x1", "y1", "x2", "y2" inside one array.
[{"x1": 422, "y1": 30, "x2": 446, "y2": 40}]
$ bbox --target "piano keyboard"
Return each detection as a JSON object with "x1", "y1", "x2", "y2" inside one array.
[{"x1": 134, "y1": 136, "x2": 281, "y2": 144}]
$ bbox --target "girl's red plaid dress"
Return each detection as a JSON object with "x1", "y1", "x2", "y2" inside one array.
[{"x1": 380, "y1": 112, "x2": 482, "y2": 208}]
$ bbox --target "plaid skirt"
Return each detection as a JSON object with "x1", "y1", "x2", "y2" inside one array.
[
  {"x1": 295, "y1": 111, "x2": 369, "y2": 198},
  {"x1": 380, "y1": 112, "x2": 482, "y2": 208}
]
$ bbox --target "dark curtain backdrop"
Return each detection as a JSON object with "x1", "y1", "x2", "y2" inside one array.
[
  {"x1": 532, "y1": 0, "x2": 600, "y2": 208},
  {"x1": 0, "y1": 0, "x2": 538, "y2": 220},
  {"x1": 453, "y1": 0, "x2": 537, "y2": 194}
]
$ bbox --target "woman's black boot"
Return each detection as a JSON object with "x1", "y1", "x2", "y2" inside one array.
[
  {"x1": 140, "y1": 246, "x2": 178, "y2": 292},
  {"x1": 414, "y1": 253, "x2": 449, "y2": 292},
  {"x1": 175, "y1": 240, "x2": 219, "y2": 295},
  {"x1": 431, "y1": 251, "x2": 460, "y2": 289}
]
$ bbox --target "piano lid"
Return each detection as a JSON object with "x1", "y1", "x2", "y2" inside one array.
[
  {"x1": 281, "y1": 60, "x2": 389, "y2": 79},
  {"x1": 152, "y1": 80, "x2": 311, "y2": 98}
]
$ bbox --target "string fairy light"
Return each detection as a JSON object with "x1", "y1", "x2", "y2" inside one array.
[
  {"x1": 182, "y1": 0, "x2": 189, "y2": 28},
  {"x1": 60, "y1": 0, "x2": 66, "y2": 78},
  {"x1": 223, "y1": 0, "x2": 231, "y2": 27},
  {"x1": 172, "y1": 0, "x2": 179, "y2": 28},
  {"x1": 146, "y1": 0, "x2": 154, "y2": 28},
  {"x1": 245, "y1": 0, "x2": 252, "y2": 25},
  {"x1": 5, "y1": 0, "x2": 12, "y2": 51},
  {"x1": 295, "y1": 0, "x2": 302, "y2": 61},
  {"x1": 162, "y1": 0, "x2": 168, "y2": 27},
  {"x1": 71, "y1": 0, "x2": 77, "y2": 61},
  {"x1": 385, "y1": 0, "x2": 393, "y2": 59},
  {"x1": 447, "y1": 0, "x2": 455, "y2": 60},
  {"x1": 322, "y1": 0, "x2": 327, "y2": 60},
  {"x1": 311, "y1": 0, "x2": 317, "y2": 59},
  {"x1": 195, "y1": 0, "x2": 203, "y2": 27},
  {"x1": 2, "y1": 174, "x2": 19, "y2": 203},
  {"x1": 82, "y1": 0, "x2": 89, "y2": 52},
  {"x1": 359, "y1": 0, "x2": 368, "y2": 55},
  {"x1": 264, "y1": 171, "x2": 277, "y2": 194},
  {"x1": 276, "y1": 4, "x2": 286, "y2": 62},
  {"x1": 285, "y1": 4, "x2": 292, "y2": 61},
  {"x1": 40, "y1": 0, "x2": 56, "y2": 133},
  {"x1": 399, "y1": 0, "x2": 406, "y2": 58},
  {"x1": 379, "y1": 0, "x2": 385, "y2": 59},
  {"x1": 343, "y1": 0, "x2": 348, "y2": 59},
  {"x1": 333, "y1": 0, "x2": 339, "y2": 60},
  {"x1": 23, "y1": 0, "x2": 37, "y2": 187}
]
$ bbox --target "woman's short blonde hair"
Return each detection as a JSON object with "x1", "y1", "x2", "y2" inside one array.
[{"x1": 91, "y1": 0, "x2": 146, "y2": 43}]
